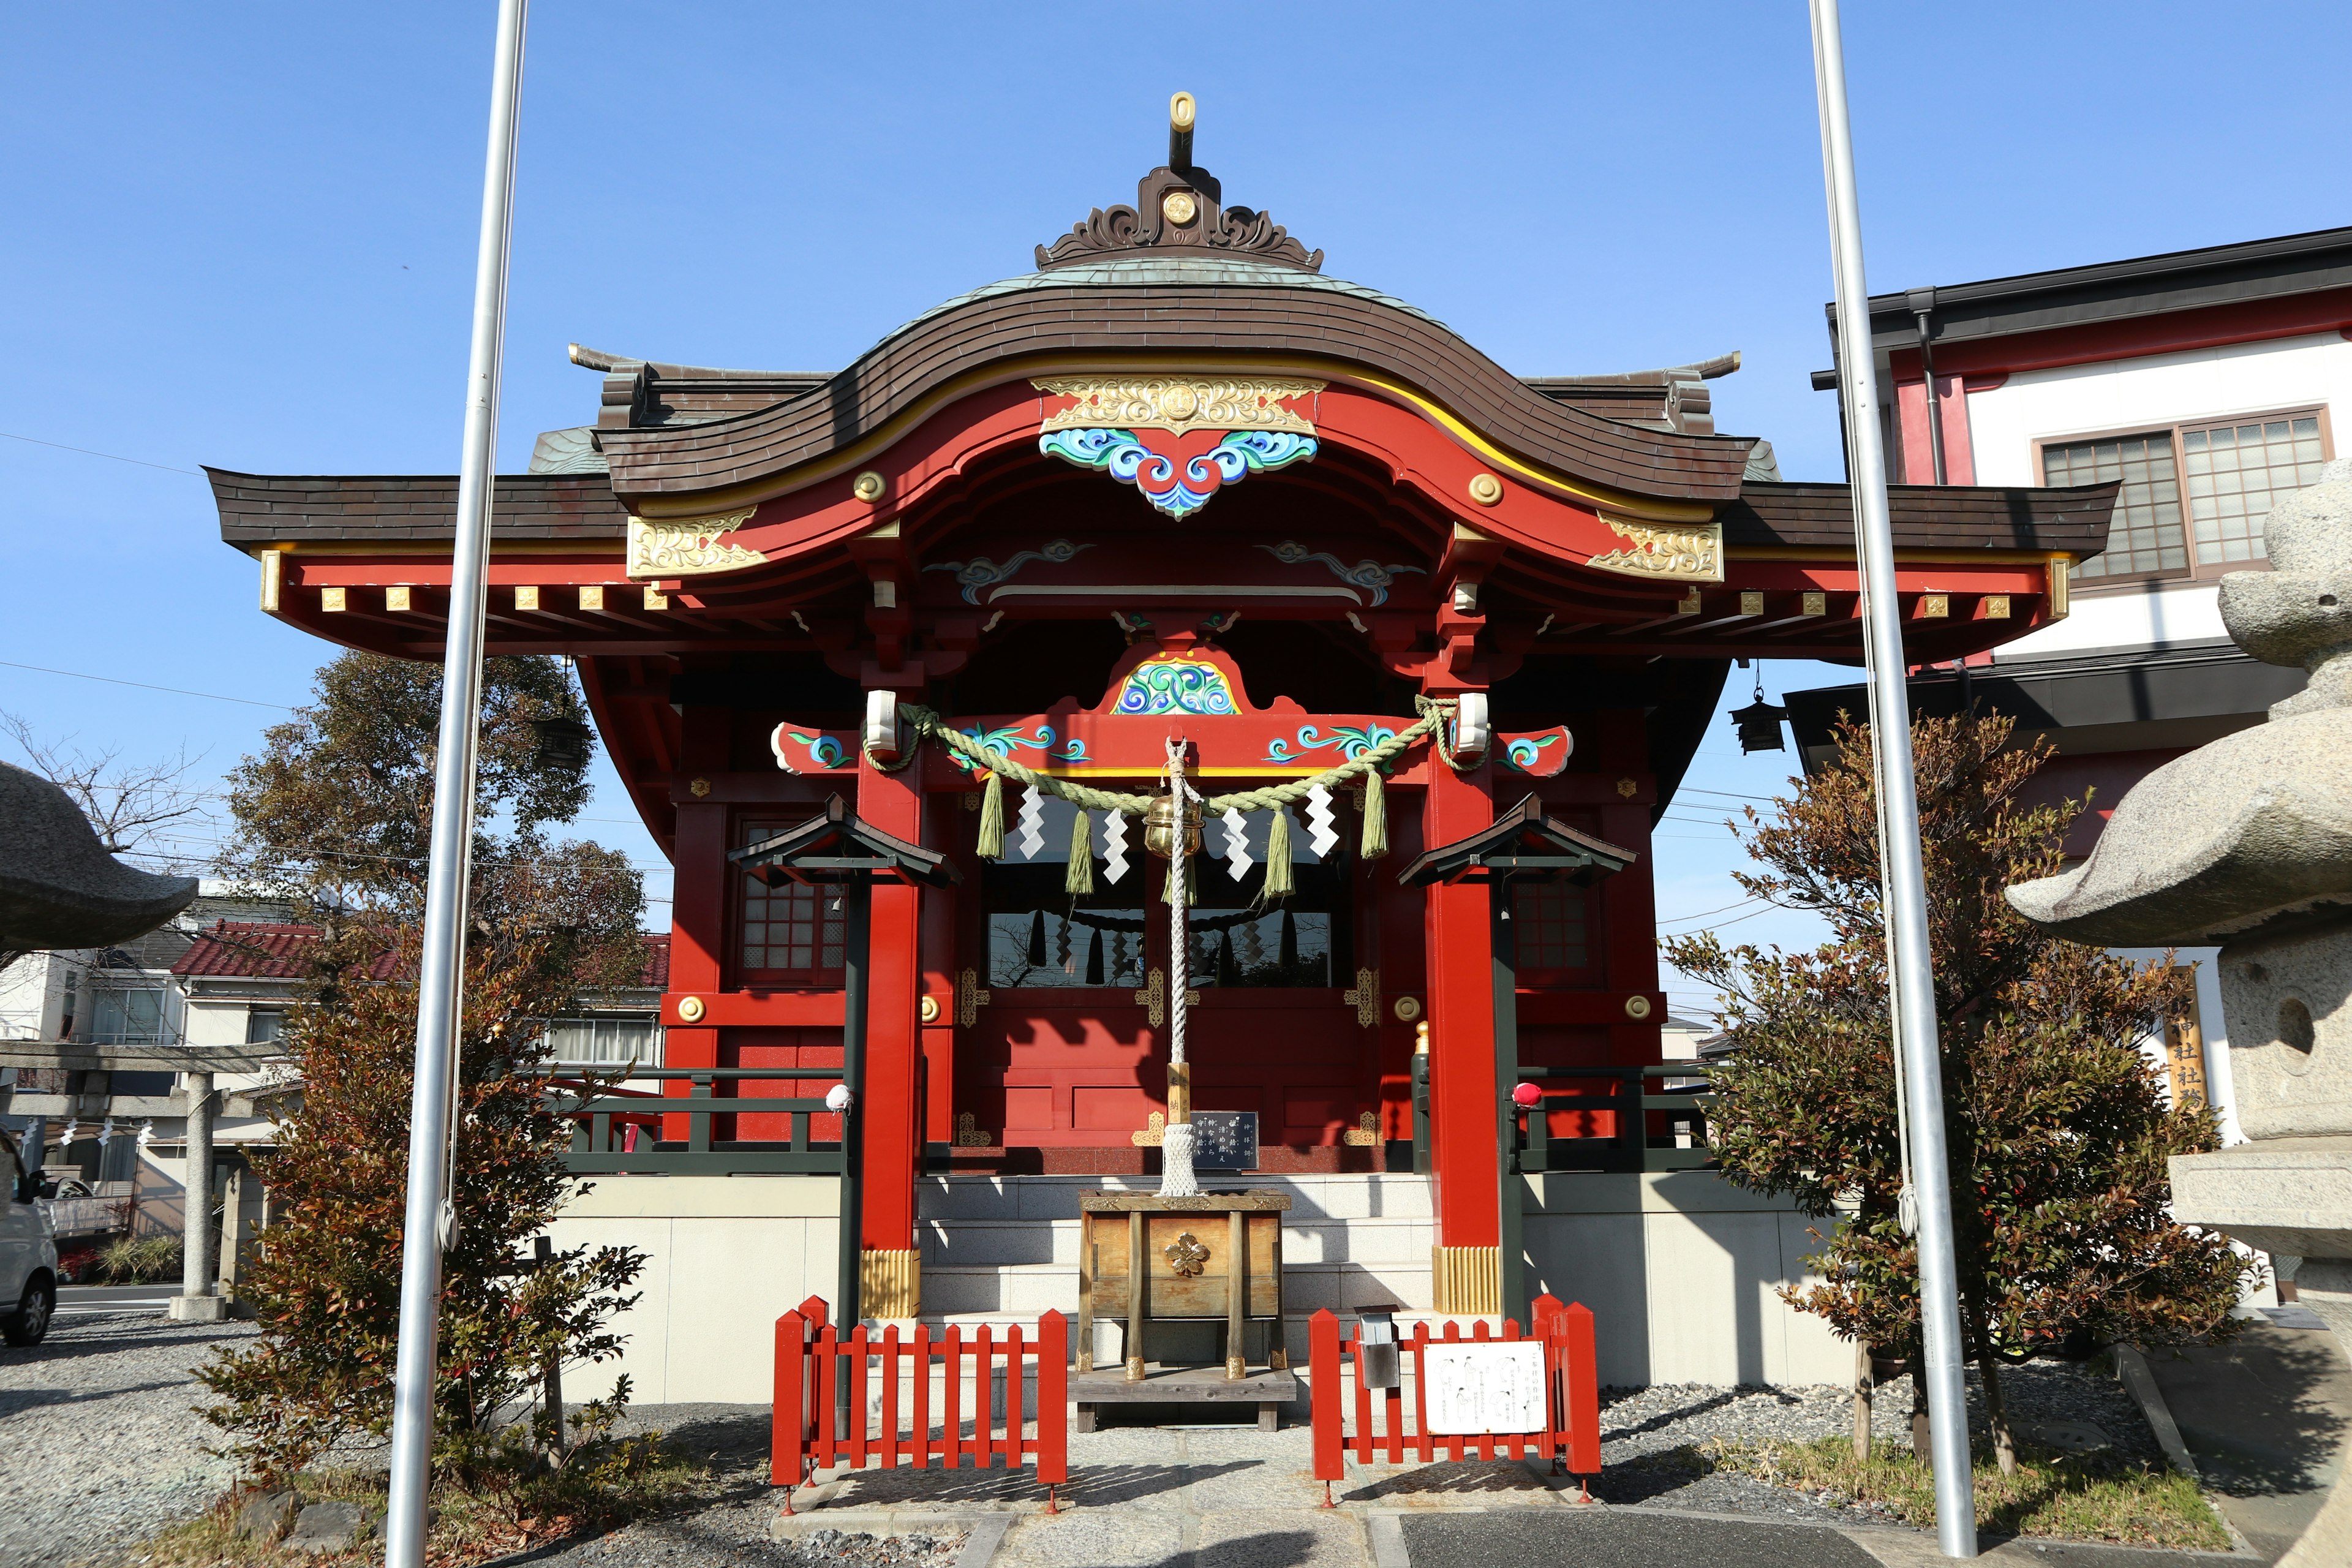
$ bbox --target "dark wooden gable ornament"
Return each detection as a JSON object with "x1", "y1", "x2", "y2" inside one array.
[
  {"x1": 732, "y1": 794, "x2": 960, "y2": 889},
  {"x1": 1397, "y1": 793, "x2": 1636, "y2": 888},
  {"x1": 1035, "y1": 94, "x2": 1323, "y2": 274}
]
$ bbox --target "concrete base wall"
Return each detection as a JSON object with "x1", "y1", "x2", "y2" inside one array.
[
  {"x1": 552, "y1": 1170, "x2": 1854, "y2": 1404},
  {"x1": 1525, "y1": 1170, "x2": 1852, "y2": 1388},
  {"x1": 547, "y1": 1175, "x2": 840, "y2": 1406}
]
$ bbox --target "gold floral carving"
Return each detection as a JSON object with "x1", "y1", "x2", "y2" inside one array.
[
  {"x1": 625, "y1": 507, "x2": 764, "y2": 579},
  {"x1": 1033, "y1": 375, "x2": 1324, "y2": 437},
  {"x1": 1585, "y1": 514, "x2": 1724, "y2": 584},
  {"x1": 1164, "y1": 1232, "x2": 1210, "y2": 1276}
]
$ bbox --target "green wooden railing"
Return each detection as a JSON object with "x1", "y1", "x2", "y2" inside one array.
[
  {"x1": 1408, "y1": 1055, "x2": 1716, "y2": 1176},
  {"x1": 1513, "y1": 1064, "x2": 1715, "y2": 1174},
  {"x1": 541, "y1": 1067, "x2": 848, "y2": 1177}
]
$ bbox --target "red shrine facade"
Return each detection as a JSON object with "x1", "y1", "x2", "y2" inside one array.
[{"x1": 212, "y1": 108, "x2": 2115, "y2": 1321}]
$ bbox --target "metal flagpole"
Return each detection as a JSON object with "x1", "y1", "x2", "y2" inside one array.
[
  {"x1": 383, "y1": 3, "x2": 529, "y2": 1563},
  {"x1": 1807, "y1": 1, "x2": 1978, "y2": 1555},
  {"x1": 1810, "y1": 69, "x2": 1920, "y2": 1239}
]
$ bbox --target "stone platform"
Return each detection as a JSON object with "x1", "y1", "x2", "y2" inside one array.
[{"x1": 1069, "y1": 1365, "x2": 1298, "y2": 1433}]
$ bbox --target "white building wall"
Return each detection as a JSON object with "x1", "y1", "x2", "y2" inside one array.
[
  {"x1": 545, "y1": 1175, "x2": 843, "y2": 1406},
  {"x1": 0, "y1": 951, "x2": 86, "y2": 1041},
  {"x1": 1525, "y1": 1171, "x2": 1852, "y2": 1388},
  {"x1": 1968, "y1": 330, "x2": 2350, "y2": 661}
]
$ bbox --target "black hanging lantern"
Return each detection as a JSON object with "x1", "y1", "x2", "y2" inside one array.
[
  {"x1": 1729, "y1": 672, "x2": 1788, "y2": 755},
  {"x1": 531, "y1": 716, "x2": 594, "y2": 770}
]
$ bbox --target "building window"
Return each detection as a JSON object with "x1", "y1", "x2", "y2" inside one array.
[
  {"x1": 86, "y1": 987, "x2": 165, "y2": 1046},
  {"x1": 2045, "y1": 407, "x2": 2331, "y2": 586},
  {"x1": 2044, "y1": 432, "x2": 2187, "y2": 579},
  {"x1": 245, "y1": 1010, "x2": 284, "y2": 1047},
  {"x1": 740, "y1": 821, "x2": 846, "y2": 979},
  {"x1": 2182, "y1": 413, "x2": 2327, "y2": 565},
  {"x1": 540, "y1": 1017, "x2": 665, "y2": 1068},
  {"x1": 1511, "y1": 883, "x2": 1591, "y2": 973}
]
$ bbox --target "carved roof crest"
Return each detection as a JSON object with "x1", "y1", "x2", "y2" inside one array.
[{"x1": 1035, "y1": 94, "x2": 1323, "y2": 273}]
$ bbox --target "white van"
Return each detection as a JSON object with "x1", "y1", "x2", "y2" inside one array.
[{"x1": 1, "y1": 1125, "x2": 58, "y2": 1346}]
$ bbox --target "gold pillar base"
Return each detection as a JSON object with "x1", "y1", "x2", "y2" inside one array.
[
  {"x1": 1268, "y1": 1344, "x2": 1290, "y2": 1372},
  {"x1": 1126, "y1": 1355, "x2": 1147, "y2": 1382},
  {"x1": 1225, "y1": 1355, "x2": 1246, "y2": 1381},
  {"x1": 860, "y1": 1248, "x2": 921, "y2": 1319},
  {"x1": 1431, "y1": 1245, "x2": 1501, "y2": 1316}
]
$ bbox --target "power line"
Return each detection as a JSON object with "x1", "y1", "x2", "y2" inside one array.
[
  {"x1": 0, "y1": 429, "x2": 203, "y2": 475},
  {"x1": 1657, "y1": 895, "x2": 1766, "y2": 927},
  {"x1": 0, "y1": 659, "x2": 295, "y2": 711}
]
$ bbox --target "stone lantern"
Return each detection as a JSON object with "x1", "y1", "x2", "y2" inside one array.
[{"x1": 2008, "y1": 457, "x2": 2352, "y2": 1567}]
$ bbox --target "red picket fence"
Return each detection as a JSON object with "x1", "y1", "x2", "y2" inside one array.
[
  {"x1": 771, "y1": 1297, "x2": 1069, "y2": 1510},
  {"x1": 1309, "y1": 1295, "x2": 1599, "y2": 1495}
]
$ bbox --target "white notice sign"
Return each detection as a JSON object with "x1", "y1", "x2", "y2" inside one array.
[{"x1": 1420, "y1": 1341, "x2": 1548, "y2": 1434}]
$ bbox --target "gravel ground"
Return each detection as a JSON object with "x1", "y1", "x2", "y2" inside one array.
[
  {"x1": 0, "y1": 1306, "x2": 255, "y2": 1568},
  {"x1": 1592, "y1": 1361, "x2": 2168, "y2": 1522},
  {"x1": 516, "y1": 1515, "x2": 965, "y2": 1567}
]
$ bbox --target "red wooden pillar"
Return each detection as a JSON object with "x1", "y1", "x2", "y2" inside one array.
[
  {"x1": 662, "y1": 704, "x2": 729, "y2": 1139},
  {"x1": 855, "y1": 739, "x2": 925, "y2": 1317},
  {"x1": 1422, "y1": 753, "x2": 1504, "y2": 1316},
  {"x1": 1594, "y1": 714, "x2": 1664, "y2": 1095}
]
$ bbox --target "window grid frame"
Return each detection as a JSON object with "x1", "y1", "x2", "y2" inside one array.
[
  {"x1": 1510, "y1": 881, "x2": 1595, "y2": 979},
  {"x1": 736, "y1": 817, "x2": 848, "y2": 986},
  {"x1": 2035, "y1": 404, "x2": 2332, "y2": 595}
]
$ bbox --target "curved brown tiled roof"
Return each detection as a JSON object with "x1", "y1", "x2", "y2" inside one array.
[
  {"x1": 210, "y1": 470, "x2": 628, "y2": 546},
  {"x1": 1725, "y1": 480, "x2": 2120, "y2": 556},
  {"x1": 597, "y1": 266, "x2": 1761, "y2": 508},
  {"x1": 212, "y1": 469, "x2": 2117, "y2": 561}
]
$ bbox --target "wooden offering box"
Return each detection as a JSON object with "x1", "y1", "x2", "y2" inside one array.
[{"x1": 1074, "y1": 1189, "x2": 1296, "y2": 1430}]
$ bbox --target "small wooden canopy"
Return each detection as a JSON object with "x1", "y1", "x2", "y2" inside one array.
[
  {"x1": 731, "y1": 794, "x2": 960, "y2": 889},
  {"x1": 1396, "y1": 794, "x2": 1635, "y2": 888}
]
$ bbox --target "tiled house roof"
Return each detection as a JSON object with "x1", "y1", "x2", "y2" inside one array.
[{"x1": 172, "y1": 921, "x2": 671, "y2": 987}]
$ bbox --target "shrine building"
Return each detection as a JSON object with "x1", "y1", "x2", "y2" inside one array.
[{"x1": 209, "y1": 102, "x2": 2116, "y2": 1394}]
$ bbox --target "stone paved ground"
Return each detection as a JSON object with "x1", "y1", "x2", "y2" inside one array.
[
  {"x1": 0, "y1": 1302, "x2": 254, "y2": 1568},
  {"x1": 784, "y1": 1423, "x2": 1570, "y2": 1568}
]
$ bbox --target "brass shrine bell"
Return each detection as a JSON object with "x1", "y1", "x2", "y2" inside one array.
[{"x1": 1143, "y1": 791, "x2": 1201, "y2": 859}]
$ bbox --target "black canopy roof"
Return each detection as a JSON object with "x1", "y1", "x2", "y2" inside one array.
[
  {"x1": 731, "y1": 794, "x2": 960, "y2": 889},
  {"x1": 1396, "y1": 793, "x2": 1635, "y2": 888}
]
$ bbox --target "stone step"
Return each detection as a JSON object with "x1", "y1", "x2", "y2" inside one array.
[
  {"x1": 918, "y1": 1215, "x2": 1436, "y2": 1268},
  {"x1": 919, "y1": 1256, "x2": 1436, "y2": 1317},
  {"x1": 916, "y1": 1172, "x2": 1434, "y2": 1224}
]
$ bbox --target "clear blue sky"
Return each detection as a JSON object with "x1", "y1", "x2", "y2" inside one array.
[{"x1": 6, "y1": 3, "x2": 2346, "y2": 1017}]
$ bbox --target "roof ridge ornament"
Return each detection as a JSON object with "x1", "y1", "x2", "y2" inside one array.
[{"x1": 1035, "y1": 92, "x2": 1324, "y2": 274}]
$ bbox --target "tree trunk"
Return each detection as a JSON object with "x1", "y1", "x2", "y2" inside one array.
[
  {"x1": 1978, "y1": 1346, "x2": 2018, "y2": 1476},
  {"x1": 1910, "y1": 1364, "x2": 1932, "y2": 1471},
  {"x1": 1852, "y1": 1340, "x2": 1874, "y2": 1463}
]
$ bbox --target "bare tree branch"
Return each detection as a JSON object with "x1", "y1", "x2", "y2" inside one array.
[{"x1": 2, "y1": 710, "x2": 209, "y2": 861}]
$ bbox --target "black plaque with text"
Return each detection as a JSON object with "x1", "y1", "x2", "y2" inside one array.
[{"x1": 1191, "y1": 1110, "x2": 1258, "y2": 1170}]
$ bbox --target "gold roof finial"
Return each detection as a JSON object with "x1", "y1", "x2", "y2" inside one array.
[{"x1": 1169, "y1": 91, "x2": 1196, "y2": 168}]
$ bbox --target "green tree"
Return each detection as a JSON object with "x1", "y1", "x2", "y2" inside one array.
[
  {"x1": 1664, "y1": 712, "x2": 2251, "y2": 1472},
  {"x1": 200, "y1": 650, "x2": 649, "y2": 1479}
]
